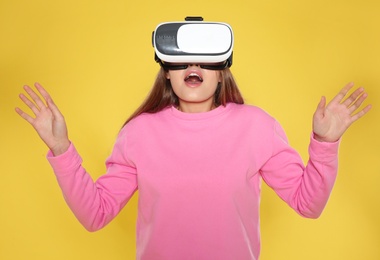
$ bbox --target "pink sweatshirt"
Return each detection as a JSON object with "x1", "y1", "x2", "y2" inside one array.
[{"x1": 47, "y1": 103, "x2": 339, "y2": 260}]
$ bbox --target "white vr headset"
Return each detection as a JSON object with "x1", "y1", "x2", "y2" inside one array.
[{"x1": 152, "y1": 17, "x2": 234, "y2": 70}]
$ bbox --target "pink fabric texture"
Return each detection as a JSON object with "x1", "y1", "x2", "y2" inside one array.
[{"x1": 47, "y1": 103, "x2": 339, "y2": 260}]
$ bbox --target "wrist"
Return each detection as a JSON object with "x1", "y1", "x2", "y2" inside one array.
[
  {"x1": 313, "y1": 133, "x2": 325, "y2": 142},
  {"x1": 313, "y1": 133, "x2": 339, "y2": 143},
  {"x1": 51, "y1": 140, "x2": 70, "y2": 156}
]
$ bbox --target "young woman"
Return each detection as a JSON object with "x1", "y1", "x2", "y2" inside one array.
[{"x1": 16, "y1": 21, "x2": 371, "y2": 260}]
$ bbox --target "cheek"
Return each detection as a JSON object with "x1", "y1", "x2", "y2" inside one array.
[
  {"x1": 207, "y1": 71, "x2": 221, "y2": 84},
  {"x1": 167, "y1": 72, "x2": 183, "y2": 86},
  {"x1": 169, "y1": 78, "x2": 183, "y2": 93}
]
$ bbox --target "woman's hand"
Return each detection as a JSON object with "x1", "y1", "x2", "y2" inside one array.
[
  {"x1": 312, "y1": 82, "x2": 372, "y2": 143},
  {"x1": 15, "y1": 83, "x2": 70, "y2": 156}
]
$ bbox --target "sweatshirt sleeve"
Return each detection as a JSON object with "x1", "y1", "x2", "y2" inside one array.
[
  {"x1": 260, "y1": 121, "x2": 339, "y2": 218},
  {"x1": 47, "y1": 129, "x2": 138, "y2": 231}
]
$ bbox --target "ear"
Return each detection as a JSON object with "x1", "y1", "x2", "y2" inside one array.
[{"x1": 165, "y1": 71, "x2": 170, "y2": 79}]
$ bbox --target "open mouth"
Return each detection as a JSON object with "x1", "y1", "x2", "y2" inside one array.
[{"x1": 184, "y1": 72, "x2": 203, "y2": 84}]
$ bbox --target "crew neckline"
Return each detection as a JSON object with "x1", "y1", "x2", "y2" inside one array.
[{"x1": 170, "y1": 103, "x2": 233, "y2": 121}]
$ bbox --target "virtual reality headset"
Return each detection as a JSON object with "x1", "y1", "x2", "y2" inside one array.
[{"x1": 152, "y1": 17, "x2": 234, "y2": 70}]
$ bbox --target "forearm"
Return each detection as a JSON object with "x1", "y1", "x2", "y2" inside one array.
[
  {"x1": 286, "y1": 135, "x2": 340, "y2": 218},
  {"x1": 47, "y1": 143, "x2": 136, "y2": 231},
  {"x1": 262, "y1": 129, "x2": 340, "y2": 219}
]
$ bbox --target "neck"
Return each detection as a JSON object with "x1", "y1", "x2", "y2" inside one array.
[{"x1": 177, "y1": 102, "x2": 216, "y2": 113}]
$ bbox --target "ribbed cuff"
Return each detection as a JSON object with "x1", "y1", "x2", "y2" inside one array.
[
  {"x1": 309, "y1": 133, "x2": 340, "y2": 162},
  {"x1": 46, "y1": 142, "x2": 83, "y2": 176}
]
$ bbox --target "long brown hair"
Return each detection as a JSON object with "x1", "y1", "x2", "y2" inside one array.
[{"x1": 122, "y1": 67, "x2": 244, "y2": 126}]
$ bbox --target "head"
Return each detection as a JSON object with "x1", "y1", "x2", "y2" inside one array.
[{"x1": 122, "y1": 17, "x2": 244, "y2": 125}]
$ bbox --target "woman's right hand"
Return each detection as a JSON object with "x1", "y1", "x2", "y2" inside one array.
[{"x1": 15, "y1": 83, "x2": 70, "y2": 156}]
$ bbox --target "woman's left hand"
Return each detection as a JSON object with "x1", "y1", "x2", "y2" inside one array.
[{"x1": 312, "y1": 82, "x2": 372, "y2": 142}]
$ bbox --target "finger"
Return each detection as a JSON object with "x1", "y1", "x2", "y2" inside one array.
[
  {"x1": 350, "y1": 104, "x2": 372, "y2": 123},
  {"x1": 46, "y1": 95, "x2": 64, "y2": 120},
  {"x1": 35, "y1": 83, "x2": 64, "y2": 119},
  {"x1": 348, "y1": 91, "x2": 368, "y2": 114},
  {"x1": 23, "y1": 85, "x2": 47, "y2": 110},
  {"x1": 15, "y1": 107, "x2": 35, "y2": 124},
  {"x1": 343, "y1": 87, "x2": 365, "y2": 107},
  {"x1": 314, "y1": 96, "x2": 326, "y2": 118},
  {"x1": 19, "y1": 92, "x2": 41, "y2": 116},
  {"x1": 34, "y1": 82, "x2": 52, "y2": 104},
  {"x1": 330, "y1": 82, "x2": 355, "y2": 104}
]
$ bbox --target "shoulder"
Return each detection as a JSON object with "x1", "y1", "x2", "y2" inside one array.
[
  {"x1": 226, "y1": 103, "x2": 289, "y2": 149},
  {"x1": 129, "y1": 106, "x2": 171, "y2": 123},
  {"x1": 231, "y1": 104, "x2": 290, "y2": 143},
  {"x1": 120, "y1": 107, "x2": 171, "y2": 135},
  {"x1": 227, "y1": 103, "x2": 276, "y2": 124}
]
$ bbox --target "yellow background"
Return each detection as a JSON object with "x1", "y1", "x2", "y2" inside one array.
[{"x1": 1, "y1": 0, "x2": 379, "y2": 259}]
